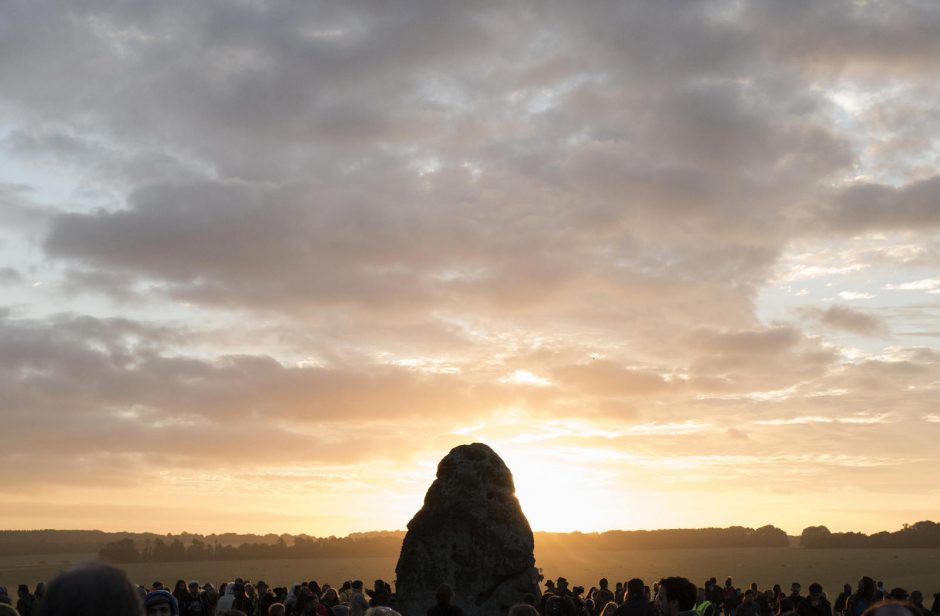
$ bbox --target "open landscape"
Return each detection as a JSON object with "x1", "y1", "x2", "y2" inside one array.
[
  {"x1": 4, "y1": 3, "x2": 940, "y2": 615},
  {"x1": 5, "y1": 546, "x2": 940, "y2": 594}
]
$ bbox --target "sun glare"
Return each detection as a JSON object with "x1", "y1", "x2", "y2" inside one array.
[
  {"x1": 496, "y1": 446, "x2": 636, "y2": 533},
  {"x1": 501, "y1": 369, "x2": 554, "y2": 386}
]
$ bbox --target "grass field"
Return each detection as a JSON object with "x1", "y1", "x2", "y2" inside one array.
[{"x1": 4, "y1": 548, "x2": 940, "y2": 596}]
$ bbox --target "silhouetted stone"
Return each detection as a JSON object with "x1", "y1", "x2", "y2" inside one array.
[{"x1": 395, "y1": 443, "x2": 540, "y2": 616}]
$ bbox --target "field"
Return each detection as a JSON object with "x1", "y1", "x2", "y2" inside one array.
[{"x1": 4, "y1": 547, "x2": 940, "y2": 595}]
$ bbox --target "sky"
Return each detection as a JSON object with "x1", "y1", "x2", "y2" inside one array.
[{"x1": 1, "y1": 0, "x2": 940, "y2": 538}]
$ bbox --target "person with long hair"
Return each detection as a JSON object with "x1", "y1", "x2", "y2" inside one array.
[{"x1": 41, "y1": 562, "x2": 143, "y2": 616}]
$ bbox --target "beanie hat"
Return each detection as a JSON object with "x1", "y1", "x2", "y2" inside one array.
[{"x1": 145, "y1": 589, "x2": 179, "y2": 615}]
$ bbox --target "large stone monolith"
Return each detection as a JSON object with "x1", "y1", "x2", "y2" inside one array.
[{"x1": 395, "y1": 443, "x2": 540, "y2": 616}]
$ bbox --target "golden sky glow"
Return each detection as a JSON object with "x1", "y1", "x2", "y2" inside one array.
[{"x1": 2, "y1": 1, "x2": 940, "y2": 537}]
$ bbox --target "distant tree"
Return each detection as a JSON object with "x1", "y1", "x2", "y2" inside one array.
[
  {"x1": 800, "y1": 526, "x2": 832, "y2": 548},
  {"x1": 98, "y1": 538, "x2": 140, "y2": 563},
  {"x1": 167, "y1": 538, "x2": 186, "y2": 561},
  {"x1": 151, "y1": 538, "x2": 170, "y2": 561},
  {"x1": 186, "y1": 538, "x2": 210, "y2": 561},
  {"x1": 896, "y1": 520, "x2": 940, "y2": 547},
  {"x1": 754, "y1": 525, "x2": 789, "y2": 547},
  {"x1": 869, "y1": 531, "x2": 891, "y2": 547}
]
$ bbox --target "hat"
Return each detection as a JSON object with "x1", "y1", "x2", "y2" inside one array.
[{"x1": 145, "y1": 590, "x2": 179, "y2": 615}]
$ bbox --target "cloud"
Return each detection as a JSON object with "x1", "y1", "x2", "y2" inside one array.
[
  {"x1": 6, "y1": 0, "x2": 855, "y2": 332},
  {"x1": 753, "y1": 413, "x2": 891, "y2": 426},
  {"x1": 0, "y1": 312, "x2": 586, "y2": 489},
  {"x1": 885, "y1": 277, "x2": 940, "y2": 292},
  {"x1": 0, "y1": 184, "x2": 51, "y2": 231},
  {"x1": 0, "y1": 267, "x2": 23, "y2": 285},
  {"x1": 821, "y1": 177, "x2": 940, "y2": 234},
  {"x1": 683, "y1": 326, "x2": 841, "y2": 396},
  {"x1": 551, "y1": 361, "x2": 673, "y2": 397},
  {"x1": 2, "y1": 0, "x2": 940, "y2": 531},
  {"x1": 775, "y1": 263, "x2": 869, "y2": 283},
  {"x1": 686, "y1": 326, "x2": 803, "y2": 356},
  {"x1": 745, "y1": 1, "x2": 940, "y2": 75},
  {"x1": 800, "y1": 304, "x2": 890, "y2": 336},
  {"x1": 625, "y1": 421, "x2": 712, "y2": 436}
]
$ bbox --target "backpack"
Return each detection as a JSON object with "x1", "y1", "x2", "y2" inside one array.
[{"x1": 696, "y1": 600, "x2": 714, "y2": 616}]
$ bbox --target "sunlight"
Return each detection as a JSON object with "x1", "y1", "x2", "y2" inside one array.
[
  {"x1": 493, "y1": 443, "x2": 646, "y2": 533},
  {"x1": 503, "y1": 449, "x2": 610, "y2": 532},
  {"x1": 500, "y1": 369, "x2": 554, "y2": 386}
]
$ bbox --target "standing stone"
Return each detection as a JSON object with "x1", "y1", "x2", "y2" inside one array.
[{"x1": 395, "y1": 443, "x2": 540, "y2": 616}]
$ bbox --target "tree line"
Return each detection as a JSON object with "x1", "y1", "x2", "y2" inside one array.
[
  {"x1": 10, "y1": 522, "x2": 937, "y2": 564},
  {"x1": 532, "y1": 525, "x2": 790, "y2": 554},
  {"x1": 96, "y1": 525, "x2": 789, "y2": 564},
  {"x1": 98, "y1": 533, "x2": 407, "y2": 563},
  {"x1": 0, "y1": 529, "x2": 397, "y2": 557},
  {"x1": 800, "y1": 520, "x2": 940, "y2": 548}
]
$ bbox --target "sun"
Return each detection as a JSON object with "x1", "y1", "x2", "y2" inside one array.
[{"x1": 498, "y1": 448, "x2": 623, "y2": 533}]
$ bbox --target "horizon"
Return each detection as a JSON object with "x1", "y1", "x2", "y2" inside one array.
[
  {"x1": 0, "y1": 520, "x2": 924, "y2": 538},
  {"x1": 2, "y1": 1, "x2": 940, "y2": 537}
]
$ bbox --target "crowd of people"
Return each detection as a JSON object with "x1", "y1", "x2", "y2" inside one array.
[
  {"x1": 533, "y1": 576, "x2": 940, "y2": 616},
  {"x1": 2, "y1": 564, "x2": 939, "y2": 616}
]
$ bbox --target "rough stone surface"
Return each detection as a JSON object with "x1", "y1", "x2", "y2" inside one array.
[{"x1": 395, "y1": 443, "x2": 540, "y2": 616}]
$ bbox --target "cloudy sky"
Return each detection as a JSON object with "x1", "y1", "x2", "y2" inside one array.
[{"x1": 2, "y1": 0, "x2": 939, "y2": 537}]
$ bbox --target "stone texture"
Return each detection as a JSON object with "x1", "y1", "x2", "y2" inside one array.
[{"x1": 395, "y1": 442, "x2": 540, "y2": 616}]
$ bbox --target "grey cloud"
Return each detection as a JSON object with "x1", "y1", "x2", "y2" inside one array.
[
  {"x1": 6, "y1": 0, "x2": 869, "y2": 330},
  {"x1": 0, "y1": 267, "x2": 22, "y2": 284},
  {"x1": 41, "y1": 168, "x2": 779, "y2": 330},
  {"x1": 687, "y1": 326, "x2": 803, "y2": 356},
  {"x1": 4, "y1": 128, "x2": 207, "y2": 188},
  {"x1": 745, "y1": 0, "x2": 940, "y2": 75},
  {"x1": 44, "y1": 177, "x2": 484, "y2": 312},
  {"x1": 906, "y1": 347, "x2": 940, "y2": 363},
  {"x1": 4, "y1": 130, "x2": 95, "y2": 160},
  {"x1": 801, "y1": 304, "x2": 890, "y2": 337},
  {"x1": 0, "y1": 184, "x2": 51, "y2": 231},
  {"x1": 682, "y1": 325, "x2": 845, "y2": 394},
  {"x1": 0, "y1": 1, "x2": 503, "y2": 180},
  {"x1": 59, "y1": 268, "x2": 142, "y2": 302},
  {"x1": 821, "y1": 176, "x2": 940, "y2": 233}
]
